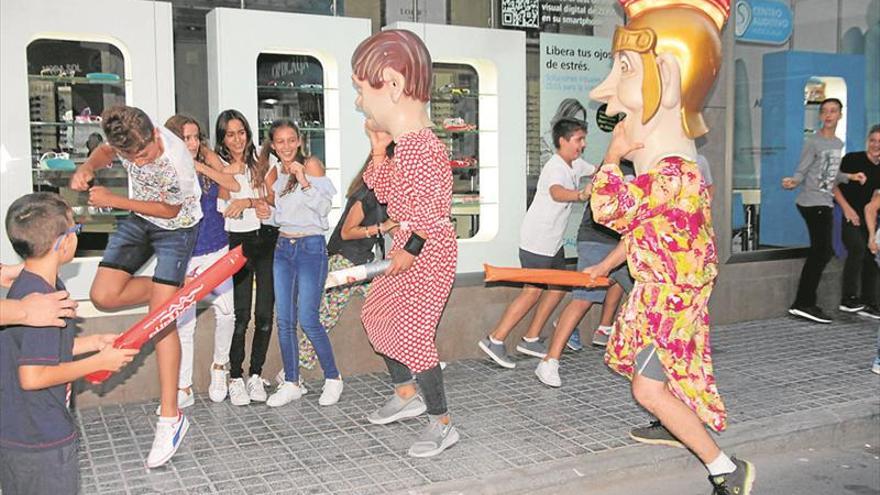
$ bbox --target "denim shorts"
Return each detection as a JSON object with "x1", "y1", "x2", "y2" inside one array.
[
  {"x1": 573, "y1": 241, "x2": 633, "y2": 302},
  {"x1": 100, "y1": 214, "x2": 197, "y2": 286}
]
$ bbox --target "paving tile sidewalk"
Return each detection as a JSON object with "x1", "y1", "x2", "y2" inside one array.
[{"x1": 74, "y1": 315, "x2": 879, "y2": 494}]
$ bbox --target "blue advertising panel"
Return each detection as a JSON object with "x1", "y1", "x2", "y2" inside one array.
[{"x1": 735, "y1": 0, "x2": 793, "y2": 45}]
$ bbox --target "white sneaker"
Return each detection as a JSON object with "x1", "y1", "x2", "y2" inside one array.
[
  {"x1": 275, "y1": 369, "x2": 286, "y2": 385},
  {"x1": 535, "y1": 358, "x2": 561, "y2": 387},
  {"x1": 267, "y1": 381, "x2": 304, "y2": 407},
  {"x1": 318, "y1": 377, "x2": 344, "y2": 406},
  {"x1": 146, "y1": 413, "x2": 189, "y2": 468},
  {"x1": 247, "y1": 374, "x2": 267, "y2": 402},
  {"x1": 228, "y1": 378, "x2": 250, "y2": 406},
  {"x1": 208, "y1": 365, "x2": 228, "y2": 403},
  {"x1": 155, "y1": 389, "x2": 195, "y2": 415}
]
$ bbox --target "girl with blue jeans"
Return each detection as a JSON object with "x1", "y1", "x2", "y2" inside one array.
[{"x1": 263, "y1": 119, "x2": 343, "y2": 407}]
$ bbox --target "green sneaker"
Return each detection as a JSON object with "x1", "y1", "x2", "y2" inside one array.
[
  {"x1": 709, "y1": 456, "x2": 755, "y2": 495},
  {"x1": 629, "y1": 420, "x2": 685, "y2": 448}
]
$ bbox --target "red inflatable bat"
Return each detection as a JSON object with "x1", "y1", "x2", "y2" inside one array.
[
  {"x1": 85, "y1": 245, "x2": 247, "y2": 384},
  {"x1": 484, "y1": 264, "x2": 610, "y2": 288}
]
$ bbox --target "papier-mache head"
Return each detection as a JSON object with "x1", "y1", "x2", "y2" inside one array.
[
  {"x1": 591, "y1": 0, "x2": 730, "y2": 138},
  {"x1": 351, "y1": 30, "x2": 434, "y2": 133}
]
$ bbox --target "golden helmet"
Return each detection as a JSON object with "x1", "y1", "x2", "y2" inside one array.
[{"x1": 613, "y1": 0, "x2": 731, "y2": 137}]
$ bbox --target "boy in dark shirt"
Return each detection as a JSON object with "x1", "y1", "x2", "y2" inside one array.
[
  {"x1": 0, "y1": 193, "x2": 137, "y2": 495},
  {"x1": 834, "y1": 124, "x2": 880, "y2": 317}
]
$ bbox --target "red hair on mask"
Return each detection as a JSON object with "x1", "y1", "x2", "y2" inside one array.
[{"x1": 351, "y1": 29, "x2": 432, "y2": 103}]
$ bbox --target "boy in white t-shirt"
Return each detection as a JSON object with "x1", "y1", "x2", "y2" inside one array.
[
  {"x1": 70, "y1": 105, "x2": 202, "y2": 469},
  {"x1": 478, "y1": 118, "x2": 594, "y2": 368}
]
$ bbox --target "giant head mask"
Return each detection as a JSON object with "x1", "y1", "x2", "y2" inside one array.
[
  {"x1": 590, "y1": 0, "x2": 730, "y2": 141},
  {"x1": 351, "y1": 29, "x2": 433, "y2": 135}
]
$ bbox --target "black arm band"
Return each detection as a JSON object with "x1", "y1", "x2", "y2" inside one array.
[{"x1": 403, "y1": 233, "x2": 426, "y2": 256}]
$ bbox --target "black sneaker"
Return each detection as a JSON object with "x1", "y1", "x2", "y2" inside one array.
[
  {"x1": 709, "y1": 456, "x2": 755, "y2": 495},
  {"x1": 628, "y1": 420, "x2": 684, "y2": 448},
  {"x1": 788, "y1": 305, "x2": 832, "y2": 324},
  {"x1": 857, "y1": 304, "x2": 880, "y2": 320},
  {"x1": 839, "y1": 297, "x2": 866, "y2": 313}
]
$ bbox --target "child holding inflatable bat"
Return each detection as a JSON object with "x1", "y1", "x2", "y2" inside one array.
[
  {"x1": 0, "y1": 193, "x2": 138, "y2": 494},
  {"x1": 70, "y1": 105, "x2": 201, "y2": 469}
]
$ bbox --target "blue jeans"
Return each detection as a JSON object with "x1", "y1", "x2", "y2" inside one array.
[{"x1": 273, "y1": 235, "x2": 339, "y2": 383}]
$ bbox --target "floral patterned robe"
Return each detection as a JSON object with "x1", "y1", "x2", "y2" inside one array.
[{"x1": 590, "y1": 155, "x2": 727, "y2": 432}]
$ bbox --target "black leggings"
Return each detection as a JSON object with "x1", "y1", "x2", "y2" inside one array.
[
  {"x1": 228, "y1": 225, "x2": 278, "y2": 379},
  {"x1": 794, "y1": 205, "x2": 833, "y2": 308},
  {"x1": 382, "y1": 355, "x2": 448, "y2": 416}
]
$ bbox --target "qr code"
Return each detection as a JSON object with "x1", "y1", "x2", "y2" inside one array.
[{"x1": 501, "y1": 0, "x2": 539, "y2": 28}]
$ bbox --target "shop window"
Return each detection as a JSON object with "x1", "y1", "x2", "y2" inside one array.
[
  {"x1": 431, "y1": 63, "x2": 481, "y2": 239},
  {"x1": 729, "y1": 0, "x2": 873, "y2": 258},
  {"x1": 27, "y1": 39, "x2": 128, "y2": 257},
  {"x1": 256, "y1": 53, "x2": 325, "y2": 162}
]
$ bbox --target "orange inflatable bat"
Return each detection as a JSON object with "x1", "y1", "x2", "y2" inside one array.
[
  {"x1": 85, "y1": 245, "x2": 247, "y2": 384},
  {"x1": 483, "y1": 264, "x2": 610, "y2": 288}
]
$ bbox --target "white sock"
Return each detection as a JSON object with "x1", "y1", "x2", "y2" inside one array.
[
  {"x1": 705, "y1": 452, "x2": 737, "y2": 475},
  {"x1": 597, "y1": 325, "x2": 613, "y2": 331},
  {"x1": 489, "y1": 336, "x2": 503, "y2": 345},
  {"x1": 158, "y1": 414, "x2": 179, "y2": 424},
  {"x1": 523, "y1": 336, "x2": 539, "y2": 343}
]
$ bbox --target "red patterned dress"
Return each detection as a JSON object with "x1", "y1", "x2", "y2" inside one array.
[{"x1": 361, "y1": 128, "x2": 457, "y2": 373}]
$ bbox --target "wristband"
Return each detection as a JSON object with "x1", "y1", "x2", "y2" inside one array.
[{"x1": 403, "y1": 233, "x2": 426, "y2": 256}]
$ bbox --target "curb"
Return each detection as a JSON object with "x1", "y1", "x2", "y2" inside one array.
[{"x1": 394, "y1": 398, "x2": 879, "y2": 495}]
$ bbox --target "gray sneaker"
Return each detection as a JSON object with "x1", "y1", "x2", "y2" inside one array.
[
  {"x1": 366, "y1": 393, "x2": 427, "y2": 425},
  {"x1": 708, "y1": 456, "x2": 755, "y2": 495},
  {"x1": 629, "y1": 420, "x2": 685, "y2": 448},
  {"x1": 407, "y1": 417, "x2": 460, "y2": 458},
  {"x1": 515, "y1": 338, "x2": 547, "y2": 358},
  {"x1": 478, "y1": 337, "x2": 515, "y2": 369},
  {"x1": 592, "y1": 327, "x2": 610, "y2": 347}
]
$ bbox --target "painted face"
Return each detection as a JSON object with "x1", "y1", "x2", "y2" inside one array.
[
  {"x1": 559, "y1": 129, "x2": 587, "y2": 162},
  {"x1": 589, "y1": 50, "x2": 647, "y2": 156},
  {"x1": 352, "y1": 75, "x2": 391, "y2": 130},
  {"x1": 223, "y1": 119, "x2": 248, "y2": 159},
  {"x1": 867, "y1": 131, "x2": 880, "y2": 162},
  {"x1": 118, "y1": 129, "x2": 162, "y2": 166},
  {"x1": 819, "y1": 101, "x2": 843, "y2": 130},
  {"x1": 181, "y1": 123, "x2": 201, "y2": 158},
  {"x1": 271, "y1": 126, "x2": 301, "y2": 163}
]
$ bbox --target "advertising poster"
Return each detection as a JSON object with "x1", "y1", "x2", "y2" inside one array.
[{"x1": 539, "y1": 33, "x2": 613, "y2": 256}]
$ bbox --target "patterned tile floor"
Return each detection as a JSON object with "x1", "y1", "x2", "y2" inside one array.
[{"x1": 73, "y1": 315, "x2": 878, "y2": 494}]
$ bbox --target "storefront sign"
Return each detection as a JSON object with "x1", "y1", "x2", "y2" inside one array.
[
  {"x1": 734, "y1": 0, "x2": 792, "y2": 45},
  {"x1": 385, "y1": 0, "x2": 447, "y2": 24}
]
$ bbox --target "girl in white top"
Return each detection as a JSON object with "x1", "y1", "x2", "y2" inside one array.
[{"x1": 214, "y1": 109, "x2": 278, "y2": 406}]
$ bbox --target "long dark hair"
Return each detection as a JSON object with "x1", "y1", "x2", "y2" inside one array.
[
  {"x1": 214, "y1": 109, "x2": 264, "y2": 192},
  {"x1": 347, "y1": 141, "x2": 395, "y2": 198},
  {"x1": 258, "y1": 119, "x2": 306, "y2": 197}
]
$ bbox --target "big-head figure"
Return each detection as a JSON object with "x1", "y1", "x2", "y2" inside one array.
[
  {"x1": 590, "y1": 0, "x2": 729, "y2": 173},
  {"x1": 351, "y1": 29, "x2": 433, "y2": 140},
  {"x1": 349, "y1": 30, "x2": 461, "y2": 458}
]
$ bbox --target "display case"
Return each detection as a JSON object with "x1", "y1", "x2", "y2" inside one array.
[
  {"x1": 386, "y1": 21, "x2": 525, "y2": 273},
  {"x1": 256, "y1": 54, "x2": 325, "y2": 162},
  {"x1": 27, "y1": 39, "x2": 130, "y2": 256},
  {"x1": 431, "y1": 63, "x2": 482, "y2": 239}
]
